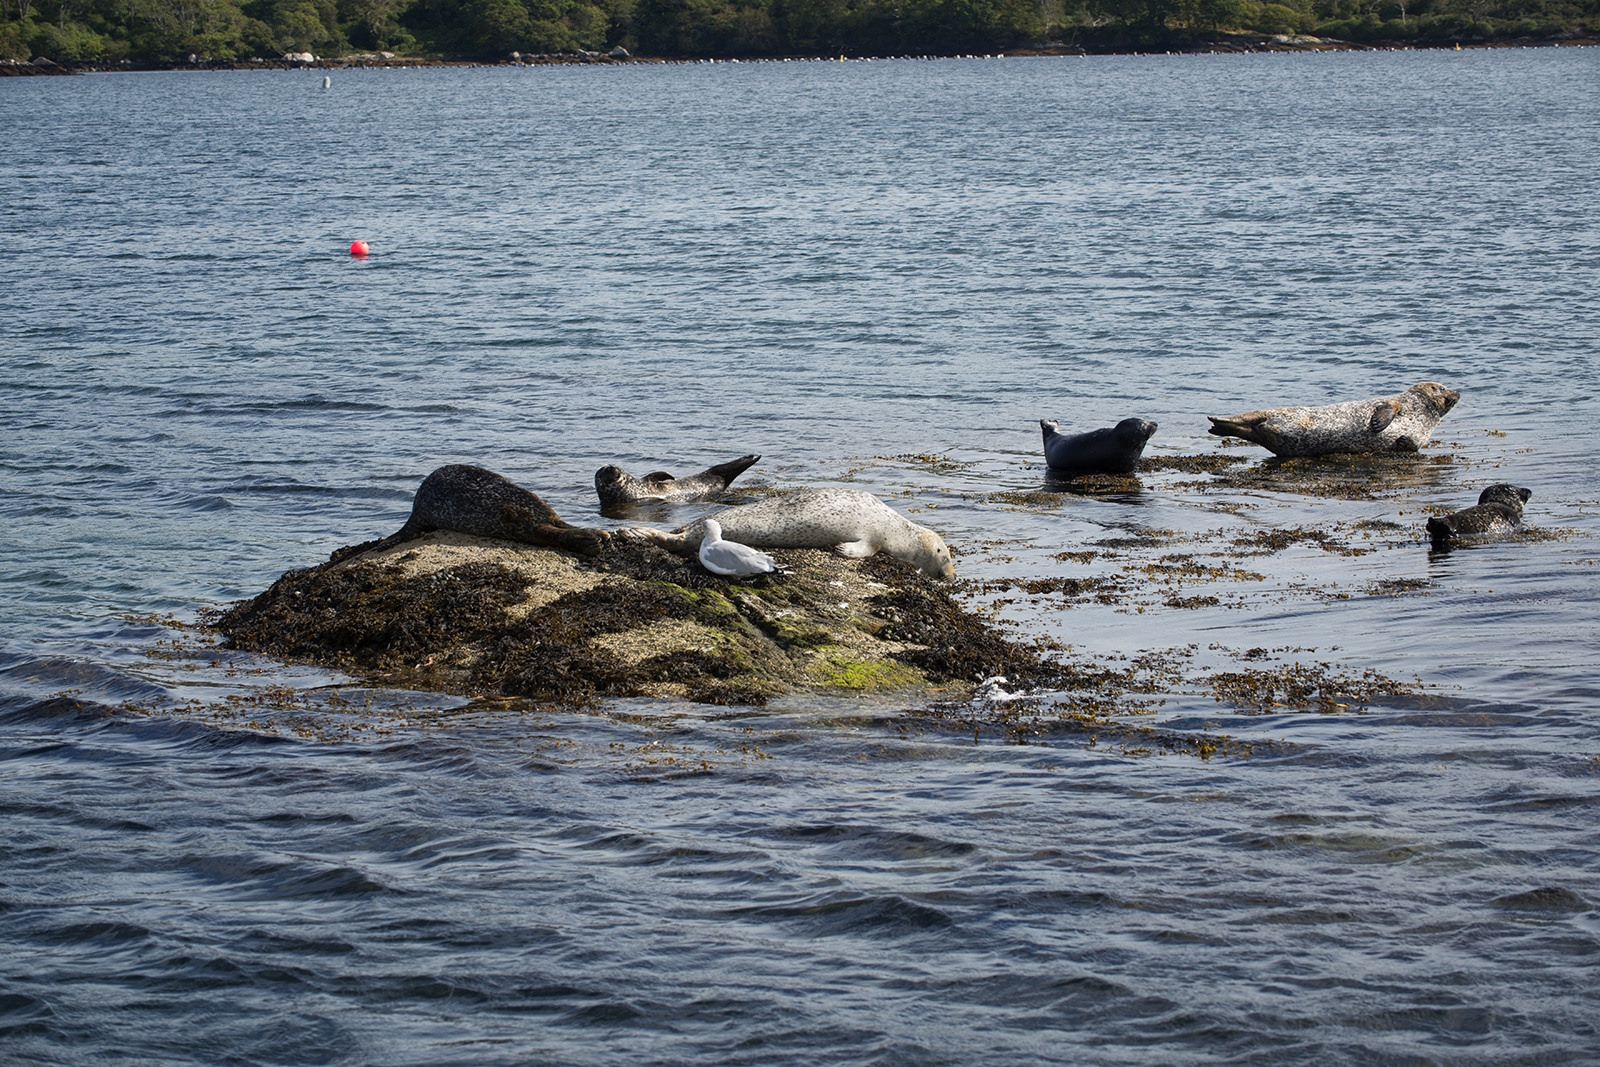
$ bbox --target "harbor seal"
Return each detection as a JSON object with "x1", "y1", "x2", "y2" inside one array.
[
  {"x1": 698, "y1": 519, "x2": 782, "y2": 578},
  {"x1": 327, "y1": 464, "x2": 610, "y2": 565},
  {"x1": 1206, "y1": 382, "x2": 1460, "y2": 457},
  {"x1": 595, "y1": 453, "x2": 760, "y2": 508},
  {"x1": 1426, "y1": 483, "x2": 1531, "y2": 550},
  {"x1": 625, "y1": 487, "x2": 956, "y2": 579},
  {"x1": 1040, "y1": 417, "x2": 1158, "y2": 474}
]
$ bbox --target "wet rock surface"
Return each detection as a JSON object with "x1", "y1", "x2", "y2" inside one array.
[{"x1": 214, "y1": 531, "x2": 1049, "y2": 707}]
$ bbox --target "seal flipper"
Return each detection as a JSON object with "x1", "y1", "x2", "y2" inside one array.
[
  {"x1": 834, "y1": 539, "x2": 876, "y2": 559},
  {"x1": 1207, "y1": 414, "x2": 1279, "y2": 452},
  {"x1": 1369, "y1": 401, "x2": 1399, "y2": 434},
  {"x1": 541, "y1": 525, "x2": 610, "y2": 555},
  {"x1": 705, "y1": 453, "x2": 761, "y2": 486},
  {"x1": 642, "y1": 471, "x2": 676, "y2": 484}
]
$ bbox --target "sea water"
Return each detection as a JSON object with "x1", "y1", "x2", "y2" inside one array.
[{"x1": 1, "y1": 49, "x2": 1598, "y2": 1063}]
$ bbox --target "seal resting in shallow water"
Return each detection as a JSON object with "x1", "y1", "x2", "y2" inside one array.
[
  {"x1": 626, "y1": 487, "x2": 956, "y2": 579},
  {"x1": 1206, "y1": 382, "x2": 1460, "y2": 457},
  {"x1": 595, "y1": 453, "x2": 760, "y2": 507},
  {"x1": 1426, "y1": 483, "x2": 1531, "y2": 550},
  {"x1": 328, "y1": 464, "x2": 610, "y2": 565},
  {"x1": 1040, "y1": 417, "x2": 1158, "y2": 474}
]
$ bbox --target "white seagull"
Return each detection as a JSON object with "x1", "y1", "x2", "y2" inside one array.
[{"x1": 698, "y1": 518, "x2": 781, "y2": 578}]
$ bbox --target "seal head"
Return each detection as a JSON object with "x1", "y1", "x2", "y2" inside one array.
[
  {"x1": 1426, "y1": 483, "x2": 1531, "y2": 550},
  {"x1": 1040, "y1": 417, "x2": 1158, "y2": 474},
  {"x1": 1207, "y1": 382, "x2": 1460, "y2": 457}
]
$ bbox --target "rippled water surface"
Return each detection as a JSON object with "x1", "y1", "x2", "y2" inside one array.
[{"x1": 3, "y1": 50, "x2": 1599, "y2": 1064}]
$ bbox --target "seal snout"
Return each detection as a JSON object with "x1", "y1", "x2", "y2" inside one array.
[{"x1": 1118, "y1": 418, "x2": 1159, "y2": 442}]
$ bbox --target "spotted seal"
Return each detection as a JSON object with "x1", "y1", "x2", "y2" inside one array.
[
  {"x1": 327, "y1": 464, "x2": 610, "y2": 565},
  {"x1": 595, "y1": 453, "x2": 760, "y2": 507},
  {"x1": 1426, "y1": 483, "x2": 1531, "y2": 550},
  {"x1": 1040, "y1": 417, "x2": 1158, "y2": 474},
  {"x1": 625, "y1": 487, "x2": 956, "y2": 579},
  {"x1": 1206, "y1": 382, "x2": 1460, "y2": 457}
]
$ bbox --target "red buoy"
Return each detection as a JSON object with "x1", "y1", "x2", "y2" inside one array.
[{"x1": 349, "y1": 240, "x2": 370, "y2": 257}]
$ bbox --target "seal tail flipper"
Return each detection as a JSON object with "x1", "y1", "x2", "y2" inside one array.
[
  {"x1": 704, "y1": 453, "x2": 761, "y2": 487},
  {"x1": 618, "y1": 526, "x2": 694, "y2": 555},
  {"x1": 524, "y1": 522, "x2": 610, "y2": 556},
  {"x1": 1207, "y1": 414, "x2": 1278, "y2": 451}
]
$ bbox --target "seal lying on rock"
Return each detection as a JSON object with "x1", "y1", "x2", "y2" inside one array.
[
  {"x1": 626, "y1": 487, "x2": 956, "y2": 579},
  {"x1": 595, "y1": 453, "x2": 760, "y2": 507},
  {"x1": 328, "y1": 464, "x2": 610, "y2": 565},
  {"x1": 1426, "y1": 483, "x2": 1531, "y2": 550},
  {"x1": 1041, "y1": 417, "x2": 1158, "y2": 474},
  {"x1": 1207, "y1": 382, "x2": 1460, "y2": 457}
]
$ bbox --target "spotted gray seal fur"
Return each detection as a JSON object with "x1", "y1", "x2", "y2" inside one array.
[
  {"x1": 595, "y1": 453, "x2": 760, "y2": 508},
  {"x1": 1206, "y1": 382, "x2": 1460, "y2": 457},
  {"x1": 327, "y1": 464, "x2": 610, "y2": 566},
  {"x1": 1041, "y1": 417, "x2": 1158, "y2": 475},
  {"x1": 625, "y1": 487, "x2": 956, "y2": 579},
  {"x1": 1426, "y1": 483, "x2": 1531, "y2": 550}
]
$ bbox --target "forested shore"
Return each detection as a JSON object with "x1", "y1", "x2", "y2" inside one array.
[{"x1": 3, "y1": 0, "x2": 1596, "y2": 70}]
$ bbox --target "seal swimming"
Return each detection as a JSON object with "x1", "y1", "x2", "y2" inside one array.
[
  {"x1": 1426, "y1": 483, "x2": 1531, "y2": 550},
  {"x1": 625, "y1": 487, "x2": 956, "y2": 579},
  {"x1": 1040, "y1": 417, "x2": 1158, "y2": 474},
  {"x1": 327, "y1": 464, "x2": 610, "y2": 566},
  {"x1": 595, "y1": 453, "x2": 761, "y2": 508},
  {"x1": 1206, "y1": 381, "x2": 1460, "y2": 457}
]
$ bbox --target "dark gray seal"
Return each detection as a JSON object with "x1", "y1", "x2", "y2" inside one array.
[
  {"x1": 1207, "y1": 382, "x2": 1460, "y2": 457},
  {"x1": 1426, "y1": 483, "x2": 1531, "y2": 550},
  {"x1": 595, "y1": 453, "x2": 760, "y2": 507},
  {"x1": 1040, "y1": 417, "x2": 1158, "y2": 474},
  {"x1": 328, "y1": 464, "x2": 610, "y2": 565}
]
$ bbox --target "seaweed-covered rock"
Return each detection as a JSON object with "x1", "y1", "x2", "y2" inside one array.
[{"x1": 215, "y1": 530, "x2": 1046, "y2": 707}]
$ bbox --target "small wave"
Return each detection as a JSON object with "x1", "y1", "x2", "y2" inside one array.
[
  {"x1": 776, "y1": 821, "x2": 979, "y2": 863},
  {"x1": 723, "y1": 890, "x2": 956, "y2": 939},
  {"x1": 0, "y1": 654, "x2": 175, "y2": 707},
  {"x1": 1491, "y1": 886, "x2": 1592, "y2": 912}
]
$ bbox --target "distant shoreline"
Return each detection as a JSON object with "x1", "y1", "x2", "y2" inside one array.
[{"x1": 5, "y1": 35, "x2": 1596, "y2": 76}]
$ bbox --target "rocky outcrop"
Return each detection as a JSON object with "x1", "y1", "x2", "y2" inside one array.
[{"x1": 215, "y1": 532, "x2": 1047, "y2": 707}]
